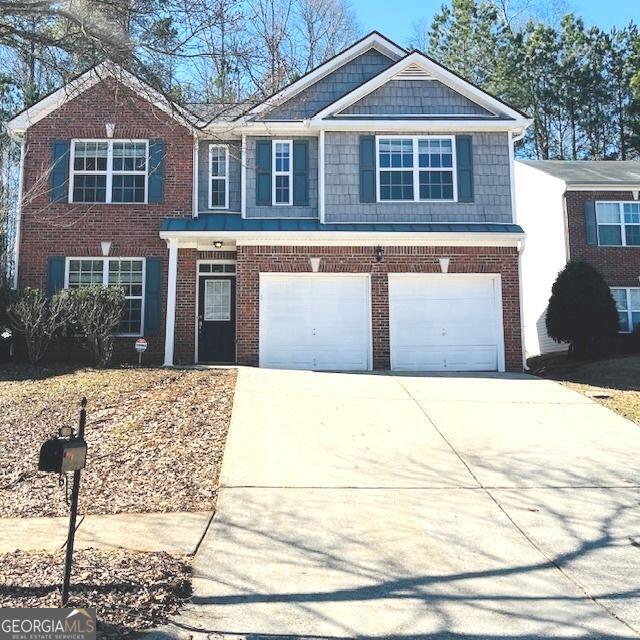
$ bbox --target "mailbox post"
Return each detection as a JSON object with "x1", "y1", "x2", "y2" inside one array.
[{"x1": 38, "y1": 397, "x2": 88, "y2": 606}]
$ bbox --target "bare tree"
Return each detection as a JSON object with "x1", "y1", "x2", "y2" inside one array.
[{"x1": 294, "y1": 0, "x2": 359, "y2": 73}]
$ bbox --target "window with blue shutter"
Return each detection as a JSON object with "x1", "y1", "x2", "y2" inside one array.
[
  {"x1": 144, "y1": 257, "x2": 163, "y2": 336},
  {"x1": 50, "y1": 141, "x2": 70, "y2": 202},
  {"x1": 455, "y1": 135, "x2": 474, "y2": 203},
  {"x1": 47, "y1": 257, "x2": 66, "y2": 297},
  {"x1": 293, "y1": 140, "x2": 309, "y2": 206},
  {"x1": 255, "y1": 140, "x2": 272, "y2": 206},
  {"x1": 148, "y1": 139, "x2": 165, "y2": 204},
  {"x1": 359, "y1": 136, "x2": 376, "y2": 203}
]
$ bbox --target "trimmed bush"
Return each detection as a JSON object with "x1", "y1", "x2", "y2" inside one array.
[
  {"x1": 546, "y1": 261, "x2": 619, "y2": 359},
  {"x1": 68, "y1": 286, "x2": 125, "y2": 368},
  {"x1": 7, "y1": 287, "x2": 72, "y2": 363}
]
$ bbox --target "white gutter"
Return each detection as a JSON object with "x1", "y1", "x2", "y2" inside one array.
[
  {"x1": 203, "y1": 118, "x2": 533, "y2": 136},
  {"x1": 12, "y1": 137, "x2": 26, "y2": 289},
  {"x1": 159, "y1": 229, "x2": 525, "y2": 248}
]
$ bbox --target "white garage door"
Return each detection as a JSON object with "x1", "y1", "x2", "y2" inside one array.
[
  {"x1": 389, "y1": 274, "x2": 505, "y2": 372},
  {"x1": 259, "y1": 274, "x2": 371, "y2": 371}
]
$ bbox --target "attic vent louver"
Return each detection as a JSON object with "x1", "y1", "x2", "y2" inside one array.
[{"x1": 393, "y1": 63, "x2": 433, "y2": 80}]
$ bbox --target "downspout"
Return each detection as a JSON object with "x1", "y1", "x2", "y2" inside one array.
[
  {"x1": 12, "y1": 135, "x2": 26, "y2": 290},
  {"x1": 511, "y1": 129, "x2": 527, "y2": 371},
  {"x1": 192, "y1": 134, "x2": 198, "y2": 218}
]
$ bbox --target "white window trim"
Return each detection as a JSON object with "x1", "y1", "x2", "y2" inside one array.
[
  {"x1": 612, "y1": 287, "x2": 640, "y2": 333},
  {"x1": 596, "y1": 201, "x2": 640, "y2": 247},
  {"x1": 208, "y1": 144, "x2": 230, "y2": 210},
  {"x1": 64, "y1": 257, "x2": 145, "y2": 337},
  {"x1": 375, "y1": 134, "x2": 458, "y2": 204},
  {"x1": 272, "y1": 139, "x2": 293, "y2": 206},
  {"x1": 68, "y1": 139, "x2": 149, "y2": 205}
]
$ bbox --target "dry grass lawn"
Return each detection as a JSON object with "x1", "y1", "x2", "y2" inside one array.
[
  {"x1": 532, "y1": 355, "x2": 640, "y2": 425},
  {"x1": 0, "y1": 366, "x2": 236, "y2": 518}
]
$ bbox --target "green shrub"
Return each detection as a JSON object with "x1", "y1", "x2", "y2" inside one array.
[
  {"x1": 546, "y1": 261, "x2": 619, "y2": 359},
  {"x1": 7, "y1": 287, "x2": 72, "y2": 363},
  {"x1": 68, "y1": 286, "x2": 125, "y2": 368}
]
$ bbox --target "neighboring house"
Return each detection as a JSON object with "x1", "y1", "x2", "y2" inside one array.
[
  {"x1": 4, "y1": 31, "x2": 532, "y2": 372},
  {"x1": 515, "y1": 160, "x2": 640, "y2": 357}
]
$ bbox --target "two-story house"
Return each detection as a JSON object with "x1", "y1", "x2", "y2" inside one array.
[
  {"x1": 515, "y1": 160, "x2": 640, "y2": 356},
  {"x1": 5, "y1": 32, "x2": 531, "y2": 371}
]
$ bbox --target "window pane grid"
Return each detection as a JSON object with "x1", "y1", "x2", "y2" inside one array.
[
  {"x1": 209, "y1": 145, "x2": 228, "y2": 209},
  {"x1": 204, "y1": 279, "x2": 231, "y2": 321},
  {"x1": 612, "y1": 287, "x2": 640, "y2": 333},
  {"x1": 597, "y1": 202, "x2": 640, "y2": 246},
  {"x1": 378, "y1": 137, "x2": 455, "y2": 202},
  {"x1": 67, "y1": 258, "x2": 144, "y2": 335},
  {"x1": 71, "y1": 140, "x2": 148, "y2": 204},
  {"x1": 273, "y1": 141, "x2": 292, "y2": 205}
]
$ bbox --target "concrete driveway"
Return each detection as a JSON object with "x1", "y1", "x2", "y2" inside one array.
[{"x1": 171, "y1": 368, "x2": 640, "y2": 639}]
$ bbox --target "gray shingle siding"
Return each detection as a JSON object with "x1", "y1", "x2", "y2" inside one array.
[
  {"x1": 198, "y1": 140, "x2": 241, "y2": 212},
  {"x1": 245, "y1": 136, "x2": 318, "y2": 218},
  {"x1": 340, "y1": 80, "x2": 493, "y2": 116},
  {"x1": 258, "y1": 49, "x2": 397, "y2": 121},
  {"x1": 324, "y1": 131, "x2": 513, "y2": 223}
]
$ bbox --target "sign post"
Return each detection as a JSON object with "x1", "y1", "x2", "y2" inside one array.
[
  {"x1": 61, "y1": 398, "x2": 87, "y2": 606},
  {"x1": 135, "y1": 338, "x2": 147, "y2": 366}
]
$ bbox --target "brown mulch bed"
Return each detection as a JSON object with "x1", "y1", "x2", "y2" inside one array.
[
  {"x1": 0, "y1": 366, "x2": 237, "y2": 518},
  {"x1": 0, "y1": 548, "x2": 191, "y2": 638}
]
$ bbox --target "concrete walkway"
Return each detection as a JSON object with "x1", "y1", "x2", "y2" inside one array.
[
  {"x1": 163, "y1": 368, "x2": 640, "y2": 639},
  {"x1": 0, "y1": 511, "x2": 212, "y2": 555}
]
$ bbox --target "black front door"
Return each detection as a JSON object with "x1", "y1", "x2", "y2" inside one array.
[{"x1": 198, "y1": 275, "x2": 236, "y2": 363}]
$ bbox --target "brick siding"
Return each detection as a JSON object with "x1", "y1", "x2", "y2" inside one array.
[
  {"x1": 235, "y1": 245, "x2": 523, "y2": 372},
  {"x1": 18, "y1": 77, "x2": 193, "y2": 363},
  {"x1": 566, "y1": 190, "x2": 640, "y2": 287}
]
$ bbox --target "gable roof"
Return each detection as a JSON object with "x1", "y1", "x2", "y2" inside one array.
[
  {"x1": 518, "y1": 160, "x2": 640, "y2": 188},
  {"x1": 312, "y1": 51, "x2": 529, "y2": 125},
  {"x1": 4, "y1": 62, "x2": 196, "y2": 135},
  {"x1": 238, "y1": 31, "x2": 406, "y2": 121}
]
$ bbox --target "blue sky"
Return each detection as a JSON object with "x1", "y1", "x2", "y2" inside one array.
[{"x1": 350, "y1": 0, "x2": 639, "y2": 46}]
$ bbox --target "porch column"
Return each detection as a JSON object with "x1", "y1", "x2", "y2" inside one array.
[{"x1": 163, "y1": 237, "x2": 178, "y2": 366}]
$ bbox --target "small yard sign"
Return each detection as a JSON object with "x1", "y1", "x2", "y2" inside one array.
[{"x1": 135, "y1": 338, "x2": 147, "y2": 365}]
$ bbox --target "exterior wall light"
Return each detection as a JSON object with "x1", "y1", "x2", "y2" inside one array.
[
  {"x1": 374, "y1": 245, "x2": 384, "y2": 263},
  {"x1": 213, "y1": 241, "x2": 223, "y2": 248}
]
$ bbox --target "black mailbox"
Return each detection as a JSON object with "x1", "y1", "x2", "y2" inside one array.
[{"x1": 38, "y1": 437, "x2": 87, "y2": 473}]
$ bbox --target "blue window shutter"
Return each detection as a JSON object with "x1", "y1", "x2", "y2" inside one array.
[
  {"x1": 256, "y1": 140, "x2": 272, "y2": 206},
  {"x1": 50, "y1": 140, "x2": 70, "y2": 202},
  {"x1": 47, "y1": 257, "x2": 65, "y2": 297},
  {"x1": 359, "y1": 136, "x2": 376, "y2": 203},
  {"x1": 584, "y1": 200, "x2": 597, "y2": 245},
  {"x1": 148, "y1": 140, "x2": 165, "y2": 204},
  {"x1": 293, "y1": 140, "x2": 309, "y2": 206},
  {"x1": 456, "y1": 136, "x2": 474, "y2": 202},
  {"x1": 144, "y1": 257, "x2": 162, "y2": 336}
]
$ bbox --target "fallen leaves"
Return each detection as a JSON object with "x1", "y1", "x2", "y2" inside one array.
[
  {"x1": 0, "y1": 366, "x2": 237, "y2": 517},
  {"x1": 0, "y1": 548, "x2": 191, "y2": 638}
]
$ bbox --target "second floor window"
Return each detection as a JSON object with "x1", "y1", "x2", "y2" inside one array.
[
  {"x1": 273, "y1": 140, "x2": 293, "y2": 205},
  {"x1": 70, "y1": 140, "x2": 148, "y2": 204},
  {"x1": 596, "y1": 202, "x2": 640, "y2": 246},
  {"x1": 377, "y1": 136, "x2": 456, "y2": 202},
  {"x1": 209, "y1": 144, "x2": 229, "y2": 209}
]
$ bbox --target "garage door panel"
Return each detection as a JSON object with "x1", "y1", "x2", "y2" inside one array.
[
  {"x1": 260, "y1": 275, "x2": 371, "y2": 371},
  {"x1": 389, "y1": 275, "x2": 503, "y2": 372}
]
